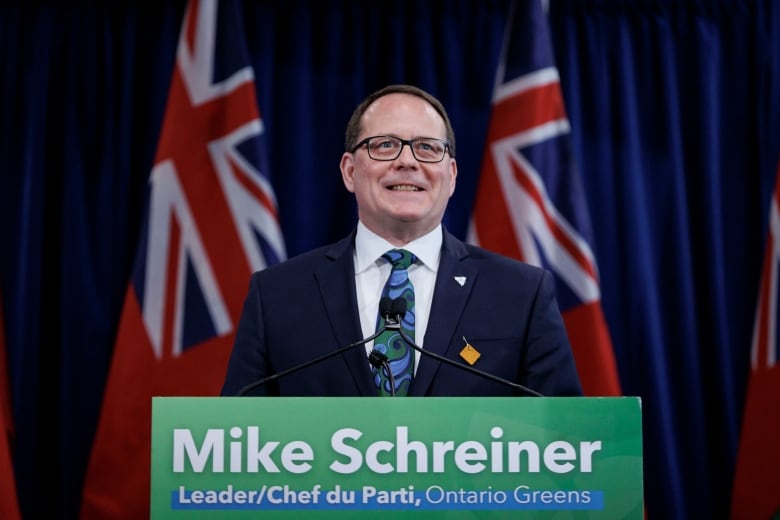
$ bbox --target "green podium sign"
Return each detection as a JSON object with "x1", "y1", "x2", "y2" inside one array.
[{"x1": 151, "y1": 397, "x2": 642, "y2": 518}]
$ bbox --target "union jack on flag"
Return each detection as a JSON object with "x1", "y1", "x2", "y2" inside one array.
[
  {"x1": 750, "y1": 180, "x2": 780, "y2": 371},
  {"x1": 468, "y1": 0, "x2": 620, "y2": 396},
  {"x1": 730, "y1": 161, "x2": 780, "y2": 519},
  {"x1": 81, "y1": 1, "x2": 285, "y2": 517}
]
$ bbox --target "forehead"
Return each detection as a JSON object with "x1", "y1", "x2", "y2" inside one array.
[{"x1": 360, "y1": 93, "x2": 446, "y2": 138}]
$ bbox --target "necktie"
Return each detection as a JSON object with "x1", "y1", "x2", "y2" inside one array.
[{"x1": 372, "y1": 249, "x2": 416, "y2": 396}]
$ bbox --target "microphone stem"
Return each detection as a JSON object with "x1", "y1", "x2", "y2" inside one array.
[
  {"x1": 368, "y1": 350, "x2": 396, "y2": 397},
  {"x1": 387, "y1": 364, "x2": 396, "y2": 397},
  {"x1": 237, "y1": 326, "x2": 388, "y2": 396}
]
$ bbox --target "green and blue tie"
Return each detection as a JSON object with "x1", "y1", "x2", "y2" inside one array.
[{"x1": 372, "y1": 249, "x2": 416, "y2": 396}]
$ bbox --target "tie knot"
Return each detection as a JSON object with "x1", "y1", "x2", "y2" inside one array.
[{"x1": 382, "y1": 249, "x2": 416, "y2": 270}]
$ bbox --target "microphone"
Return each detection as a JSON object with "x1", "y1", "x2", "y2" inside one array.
[
  {"x1": 388, "y1": 298, "x2": 543, "y2": 397},
  {"x1": 236, "y1": 298, "x2": 396, "y2": 396},
  {"x1": 368, "y1": 349, "x2": 396, "y2": 397}
]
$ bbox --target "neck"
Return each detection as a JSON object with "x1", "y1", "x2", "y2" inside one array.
[{"x1": 362, "y1": 220, "x2": 437, "y2": 247}]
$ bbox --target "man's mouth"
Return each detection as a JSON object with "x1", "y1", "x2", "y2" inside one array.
[{"x1": 388, "y1": 184, "x2": 422, "y2": 192}]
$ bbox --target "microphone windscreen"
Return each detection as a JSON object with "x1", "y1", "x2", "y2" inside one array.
[
  {"x1": 391, "y1": 297, "x2": 407, "y2": 318},
  {"x1": 379, "y1": 297, "x2": 393, "y2": 318}
]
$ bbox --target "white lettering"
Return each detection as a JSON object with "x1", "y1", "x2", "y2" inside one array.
[
  {"x1": 508, "y1": 441, "x2": 540, "y2": 472},
  {"x1": 396, "y1": 426, "x2": 428, "y2": 472},
  {"x1": 431, "y1": 441, "x2": 455, "y2": 472},
  {"x1": 579, "y1": 441, "x2": 602, "y2": 472},
  {"x1": 173, "y1": 428, "x2": 224, "y2": 472},
  {"x1": 454, "y1": 441, "x2": 487, "y2": 474},
  {"x1": 365, "y1": 440, "x2": 394, "y2": 473},
  {"x1": 280, "y1": 441, "x2": 313, "y2": 473},
  {"x1": 246, "y1": 426, "x2": 280, "y2": 472},
  {"x1": 173, "y1": 425, "x2": 603, "y2": 477},
  {"x1": 329, "y1": 428, "x2": 363, "y2": 473},
  {"x1": 544, "y1": 441, "x2": 576, "y2": 473}
]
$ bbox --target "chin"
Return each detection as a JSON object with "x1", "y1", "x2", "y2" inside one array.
[{"x1": 390, "y1": 210, "x2": 427, "y2": 223}]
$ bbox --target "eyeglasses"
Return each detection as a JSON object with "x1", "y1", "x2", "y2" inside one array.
[{"x1": 350, "y1": 136, "x2": 451, "y2": 163}]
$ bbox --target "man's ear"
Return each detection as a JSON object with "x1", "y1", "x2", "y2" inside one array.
[
  {"x1": 340, "y1": 152, "x2": 356, "y2": 193},
  {"x1": 449, "y1": 158, "x2": 457, "y2": 196}
]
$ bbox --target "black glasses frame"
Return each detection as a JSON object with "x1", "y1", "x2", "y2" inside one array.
[{"x1": 350, "y1": 135, "x2": 451, "y2": 163}]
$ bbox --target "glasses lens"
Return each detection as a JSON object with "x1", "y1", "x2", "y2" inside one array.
[
  {"x1": 366, "y1": 137, "x2": 447, "y2": 162},
  {"x1": 367, "y1": 137, "x2": 402, "y2": 160},
  {"x1": 412, "y1": 139, "x2": 446, "y2": 162}
]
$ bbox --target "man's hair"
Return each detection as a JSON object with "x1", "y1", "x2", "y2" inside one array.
[{"x1": 344, "y1": 84, "x2": 456, "y2": 158}]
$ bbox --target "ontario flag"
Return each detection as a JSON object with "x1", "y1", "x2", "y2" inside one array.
[
  {"x1": 467, "y1": 0, "x2": 620, "y2": 396},
  {"x1": 730, "y1": 161, "x2": 780, "y2": 519},
  {"x1": 0, "y1": 290, "x2": 21, "y2": 520},
  {"x1": 80, "y1": 0, "x2": 285, "y2": 517}
]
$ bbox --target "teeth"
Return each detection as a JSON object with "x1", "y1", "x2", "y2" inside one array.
[{"x1": 390, "y1": 185, "x2": 420, "y2": 191}]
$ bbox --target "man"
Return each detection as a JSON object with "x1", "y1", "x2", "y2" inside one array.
[{"x1": 221, "y1": 84, "x2": 582, "y2": 397}]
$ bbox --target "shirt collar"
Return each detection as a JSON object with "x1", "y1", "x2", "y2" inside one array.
[{"x1": 354, "y1": 221, "x2": 442, "y2": 273}]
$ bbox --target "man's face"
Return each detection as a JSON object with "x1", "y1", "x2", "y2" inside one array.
[{"x1": 340, "y1": 93, "x2": 457, "y2": 243}]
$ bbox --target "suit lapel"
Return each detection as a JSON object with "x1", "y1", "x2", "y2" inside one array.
[
  {"x1": 409, "y1": 231, "x2": 477, "y2": 396},
  {"x1": 314, "y1": 232, "x2": 377, "y2": 396}
]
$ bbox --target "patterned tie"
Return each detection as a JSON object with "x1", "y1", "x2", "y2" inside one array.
[{"x1": 372, "y1": 249, "x2": 416, "y2": 396}]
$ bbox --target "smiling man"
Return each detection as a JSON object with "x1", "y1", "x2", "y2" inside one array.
[
  {"x1": 341, "y1": 88, "x2": 457, "y2": 246},
  {"x1": 221, "y1": 84, "x2": 582, "y2": 398}
]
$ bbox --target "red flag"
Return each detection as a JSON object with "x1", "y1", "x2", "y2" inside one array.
[
  {"x1": 0, "y1": 292, "x2": 21, "y2": 519},
  {"x1": 730, "y1": 161, "x2": 780, "y2": 519},
  {"x1": 467, "y1": 0, "x2": 620, "y2": 395},
  {"x1": 80, "y1": 1, "x2": 285, "y2": 517}
]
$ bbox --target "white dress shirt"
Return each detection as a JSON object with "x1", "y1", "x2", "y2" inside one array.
[{"x1": 353, "y1": 221, "x2": 442, "y2": 373}]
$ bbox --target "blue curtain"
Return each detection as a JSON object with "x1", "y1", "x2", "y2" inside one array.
[
  {"x1": 550, "y1": 0, "x2": 780, "y2": 517},
  {"x1": 1, "y1": 0, "x2": 778, "y2": 518}
]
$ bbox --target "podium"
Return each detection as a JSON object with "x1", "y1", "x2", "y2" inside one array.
[{"x1": 151, "y1": 397, "x2": 643, "y2": 518}]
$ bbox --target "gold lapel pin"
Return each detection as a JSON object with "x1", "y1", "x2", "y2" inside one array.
[{"x1": 459, "y1": 336, "x2": 481, "y2": 365}]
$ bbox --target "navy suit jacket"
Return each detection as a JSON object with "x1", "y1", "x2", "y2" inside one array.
[{"x1": 221, "y1": 229, "x2": 582, "y2": 397}]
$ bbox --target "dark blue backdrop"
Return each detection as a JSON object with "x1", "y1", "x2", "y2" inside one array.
[{"x1": 1, "y1": 1, "x2": 779, "y2": 518}]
